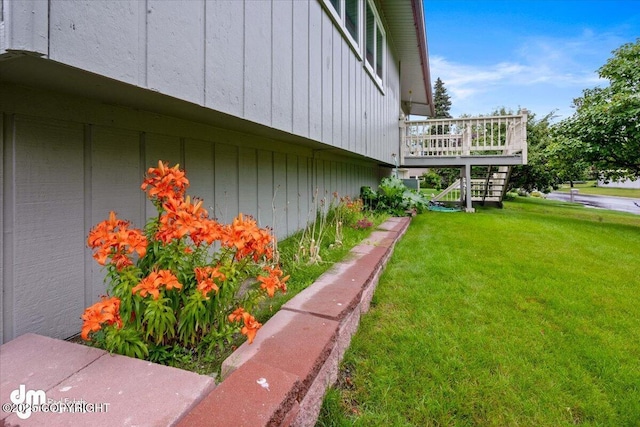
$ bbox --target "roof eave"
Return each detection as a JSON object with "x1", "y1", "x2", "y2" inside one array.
[
  {"x1": 381, "y1": 0, "x2": 435, "y2": 118},
  {"x1": 411, "y1": 0, "x2": 435, "y2": 117}
]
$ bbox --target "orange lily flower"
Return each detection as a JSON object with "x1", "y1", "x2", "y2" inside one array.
[
  {"x1": 132, "y1": 269, "x2": 182, "y2": 299},
  {"x1": 87, "y1": 211, "x2": 147, "y2": 270},
  {"x1": 81, "y1": 307, "x2": 105, "y2": 340},
  {"x1": 195, "y1": 266, "x2": 226, "y2": 299},
  {"x1": 228, "y1": 307, "x2": 246, "y2": 323},
  {"x1": 156, "y1": 195, "x2": 212, "y2": 244},
  {"x1": 111, "y1": 253, "x2": 134, "y2": 270},
  {"x1": 221, "y1": 214, "x2": 274, "y2": 261},
  {"x1": 141, "y1": 161, "x2": 190, "y2": 201},
  {"x1": 157, "y1": 269, "x2": 182, "y2": 291},
  {"x1": 100, "y1": 297, "x2": 123, "y2": 328},
  {"x1": 80, "y1": 296, "x2": 122, "y2": 340},
  {"x1": 126, "y1": 230, "x2": 148, "y2": 258},
  {"x1": 240, "y1": 311, "x2": 262, "y2": 344},
  {"x1": 257, "y1": 265, "x2": 289, "y2": 297},
  {"x1": 192, "y1": 218, "x2": 224, "y2": 246}
]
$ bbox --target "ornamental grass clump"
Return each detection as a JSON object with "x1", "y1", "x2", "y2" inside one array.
[
  {"x1": 81, "y1": 161, "x2": 288, "y2": 363},
  {"x1": 295, "y1": 191, "x2": 370, "y2": 264}
]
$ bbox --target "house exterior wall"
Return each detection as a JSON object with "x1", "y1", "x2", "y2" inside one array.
[
  {"x1": 0, "y1": 84, "x2": 382, "y2": 343},
  {"x1": 0, "y1": 0, "x2": 405, "y2": 343},
  {"x1": 1, "y1": 0, "x2": 400, "y2": 165}
]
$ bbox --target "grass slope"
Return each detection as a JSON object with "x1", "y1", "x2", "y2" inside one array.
[{"x1": 318, "y1": 197, "x2": 640, "y2": 426}]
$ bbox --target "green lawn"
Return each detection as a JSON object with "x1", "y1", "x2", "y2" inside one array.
[
  {"x1": 318, "y1": 197, "x2": 640, "y2": 426},
  {"x1": 420, "y1": 187, "x2": 442, "y2": 196}
]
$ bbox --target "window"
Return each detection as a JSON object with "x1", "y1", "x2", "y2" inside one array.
[
  {"x1": 344, "y1": 0, "x2": 359, "y2": 43},
  {"x1": 322, "y1": 0, "x2": 385, "y2": 90},
  {"x1": 322, "y1": 0, "x2": 361, "y2": 54},
  {"x1": 365, "y1": 4, "x2": 374, "y2": 65},
  {"x1": 364, "y1": 0, "x2": 385, "y2": 87},
  {"x1": 375, "y1": 24, "x2": 383, "y2": 79}
]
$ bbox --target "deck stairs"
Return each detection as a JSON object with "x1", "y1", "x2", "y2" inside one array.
[{"x1": 432, "y1": 165, "x2": 512, "y2": 207}]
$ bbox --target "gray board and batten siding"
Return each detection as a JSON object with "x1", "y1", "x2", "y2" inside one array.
[
  {"x1": 0, "y1": 0, "x2": 406, "y2": 344},
  {"x1": 2, "y1": 0, "x2": 401, "y2": 162},
  {"x1": 0, "y1": 87, "x2": 381, "y2": 345}
]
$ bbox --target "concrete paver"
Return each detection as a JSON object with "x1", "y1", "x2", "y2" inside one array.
[{"x1": 1, "y1": 334, "x2": 215, "y2": 426}]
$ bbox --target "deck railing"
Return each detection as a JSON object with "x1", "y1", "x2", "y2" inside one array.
[
  {"x1": 400, "y1": 110, "x2": 528, "y2": 164},
  {"x1": 432, "y1": 178, "x2": 505, "y2": 204}
]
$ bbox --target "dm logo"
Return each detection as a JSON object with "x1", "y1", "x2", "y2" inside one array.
[{"x1": 10, "y1": 384, "x2": 46, "y2": 419}]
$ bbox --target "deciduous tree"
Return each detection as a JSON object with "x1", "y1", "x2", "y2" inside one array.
[
  {"x1": 545, "y1": 133, "x2": 591, "y2": 187},
  {"x1": 554, "y1": 39, "x2": 640, "y2": 181},
  {"x1": 509, "y1": 111, "x2": 562, "y2": 193}
]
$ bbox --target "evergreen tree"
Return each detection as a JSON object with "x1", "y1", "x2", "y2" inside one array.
[{"x1": 433, "y1": 77, "x2": 452, "y2": 118}]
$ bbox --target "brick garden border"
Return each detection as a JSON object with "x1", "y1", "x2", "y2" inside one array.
[{"x1": 177, "y1": 216, "x2": 411, "y2": 426}]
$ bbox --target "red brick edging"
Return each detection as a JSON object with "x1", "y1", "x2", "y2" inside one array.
[{"x1": 177, "y1": 217, "x2": 411, "y2": 426}]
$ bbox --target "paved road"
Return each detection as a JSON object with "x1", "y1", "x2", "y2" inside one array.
[{"x1": 546, "y1": 191, "x2": 640, "y2": 215}]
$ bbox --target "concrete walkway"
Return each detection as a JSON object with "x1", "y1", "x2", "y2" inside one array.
[{"x1": 1, "y1": 217, "x2": 410, "y2": 426}]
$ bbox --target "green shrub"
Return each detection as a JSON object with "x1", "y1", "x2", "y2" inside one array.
[
  {"x1": 361, "y1": 177, "x2": 429, "y2": 216},
  {"x1": 421, "y1": 172, "x2": 442, "y2": 189}
]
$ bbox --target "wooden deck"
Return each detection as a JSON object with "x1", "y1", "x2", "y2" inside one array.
[{"x1": 399, "y1": 111, "x2": 528, "y2": 211}]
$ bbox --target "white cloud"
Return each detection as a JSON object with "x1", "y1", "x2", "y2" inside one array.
[{"x1": 429, "y1": 31, "x2": 617, "y2": 119}]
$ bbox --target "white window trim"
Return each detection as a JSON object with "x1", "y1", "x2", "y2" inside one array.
[
  {"x1": 320, "y1": 0, "x2": 386, "y2": 93},
  {"x1": 320, "y1": 0, "x2": 363, "y2": 61},
  {"x1": 363, "y1": 0, "x2": 385, "y2": 92}
]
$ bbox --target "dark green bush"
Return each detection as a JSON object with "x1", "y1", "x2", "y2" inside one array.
[{"x1": 421, "y1": 171, "x2": 442, "y2": 189}]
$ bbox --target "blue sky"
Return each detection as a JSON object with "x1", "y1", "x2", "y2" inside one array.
[{"x1": 423, "y1": 0, "x2": 640, "y2": 121}]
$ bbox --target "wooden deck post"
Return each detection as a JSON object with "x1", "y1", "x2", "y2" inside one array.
[
  {"x1": 399, "y1": 114, "x2": 407, "y2": 166},
  {"x1": 459, "y1": 167, "x2": 465, "y2": 207},
  {"x1": 464, "y1": 163, "x2": 475, "y2": 213}
]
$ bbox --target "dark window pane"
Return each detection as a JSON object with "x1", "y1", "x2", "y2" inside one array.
[
  {"x1": 376, "y1": 26, "x2": 383, "y2": 78},
  {"x1": 366, "y1": 2, "x2": 374, "y2": 68},
  {"x1": 345, "y1": 0, "x2": 358, "y2": 42},
  {"x1": 329, "y1": 0, "x2": 341, "y2": 16}
]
